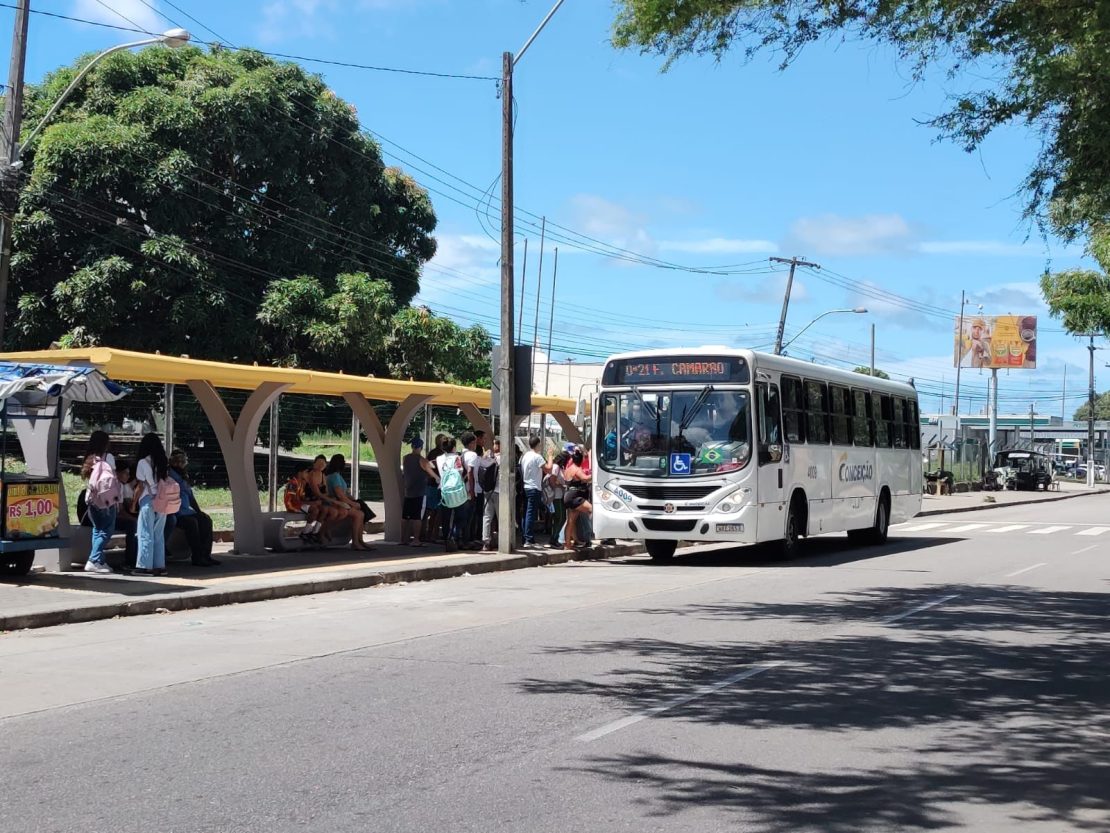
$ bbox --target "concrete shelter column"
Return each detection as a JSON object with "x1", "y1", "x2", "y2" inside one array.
[
  {"x1": 344, "y1": 393, "x2": 432, "y2": 543},
  {"x1": 188, "y1": 380, "x2": 291, "y2": 554},
  {"x1": 548, "y1": 411, "x2": 582, "y2": 444},
  {"x1": 458, "y1": 402, "x2": 493, "y2": 439}
]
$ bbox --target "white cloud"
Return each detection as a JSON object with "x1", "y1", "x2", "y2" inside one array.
[
  {"x1": 789, "y1": 213, "x2": 914, "y2": 256},
  {"x1": 73, "y1": 0, "x2": 163, "y2": 33},
  {"x1": 416, "y1": 232, "x2": 500, "y2": 307},
  {"x1": 660, "y1": 237, "x2": 778, "y2": 255},
  {"x1": 258, "y1": 0, "x2": 338, "y2": 43}
]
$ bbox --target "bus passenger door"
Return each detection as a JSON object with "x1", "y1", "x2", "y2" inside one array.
[{"x1": 755, "y1": 381, "x2": 786, "y2": 541}]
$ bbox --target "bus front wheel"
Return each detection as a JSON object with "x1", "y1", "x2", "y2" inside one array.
[
  {"x1": 646, "y1": 540, "x2": 677, "y2": 563},
  {"x1": 777, "y1": 500, "x2": 805, "y2": 560}
]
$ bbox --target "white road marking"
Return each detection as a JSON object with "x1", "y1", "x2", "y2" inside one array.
[
  {"x1": 880, "y1": 594, "x2": 960, "y2": 625},
  {"x1": 1028, "y1": 526, "x2": 1071, "y2": 535},
  {"x1": 1005, "y1": 563, "x2": 1046, "y2": 578},
  {"x1": 899, "y1": 523, "x2": 947, "y2": 532},
  {"x1": 945, "y1": 523, "x2": 987, "y2": 533},
  {"x1": 1076, "y1": 527, "x2": 1110, "y2": 536},
  {"x1": 1072, "y1": 544, "x2": 1099, "y2": 555},
  {"x1": 987, "y1": 525, "x2": 1028, "y2": 533},
  {"x1": 575, "y1": 661, "x2": 783, "y2": 743}
]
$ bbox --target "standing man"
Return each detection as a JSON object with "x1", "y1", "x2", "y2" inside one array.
[
  {"x1": 520, "y1": 435, "x2": 546, "y2": 548},
  {"x1": 401, "y1": 438, "x2": 438, "y2": 546},
  {"x1": 480, "y1": 439, "x2": 501, "y2": 551},
  {"x1": 471, "y1": 428, "x2": 488, "y2": 543}
]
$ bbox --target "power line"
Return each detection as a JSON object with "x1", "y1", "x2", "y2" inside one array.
[{"x1": 0, "y1": 3, "x2": 499, "y2": 81}]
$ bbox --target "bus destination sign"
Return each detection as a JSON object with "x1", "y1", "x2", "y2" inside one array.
[{"x1": 605, "y1": 356, "x2": 749, "y2": 385}]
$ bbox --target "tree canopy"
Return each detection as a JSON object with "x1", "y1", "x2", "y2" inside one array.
[
  {"x1": 7, "y1": 45, "x2": 488, "y2": 385},
  {"x1": 1074, "y1": 391, "x2": 1110, "y2": 422},
  {"x1": 852, "y1": 366, "x2": 889, "y2": 379},
  {"x1": 612, "y1": 1, "x2": 1110, "y2": 244},
  {"x1": 1040, "y1": 269, "x2": 1110, "y2": 336}
]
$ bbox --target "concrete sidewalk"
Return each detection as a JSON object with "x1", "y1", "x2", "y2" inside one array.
[
  {"x1": 918, "y1": 479, "x2": 1109, "y2": 516},
  {"x1": 0, "y1": 537, "x2": 643, "y2": 632},
  {"x1": 4, "y1": 483, "x2": 1106, "y2": 633}
]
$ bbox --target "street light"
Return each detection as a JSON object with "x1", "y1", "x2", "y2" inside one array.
[
  {"x1": 18, "y1": 29, "x2": 192, "y2": 155},
  {"x1": 780, "y1": 307, "x2": 868, "y2": 351},
  {"x1": 0, "y1": 27, "x2": 191, "y2": 348}
]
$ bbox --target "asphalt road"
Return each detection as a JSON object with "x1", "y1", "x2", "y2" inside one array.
[{"x1": 2, "y1": 495, "x2": 1108, "y2": 832}]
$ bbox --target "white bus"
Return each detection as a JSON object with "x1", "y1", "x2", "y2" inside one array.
[{"x1": 591, "y1": 348, "x2": 923, "y2": 561}]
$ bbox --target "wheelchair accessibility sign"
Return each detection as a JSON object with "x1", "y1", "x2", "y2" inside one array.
[{"x1": 669, "y1": 453, "x2": 692, "y2": 476}]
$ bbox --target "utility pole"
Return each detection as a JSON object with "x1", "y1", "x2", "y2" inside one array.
[
  {"x1": 1087, "y1": 335, "x2": 1097, "y2": 488},
  {"x1": 497, "y1": 50, "x2": 517, "y2": 554},
  {"x1": 870, "y1": 323, "x2": 876, "y2": 377},
  {"x1": 771, "y1": 256, "x2": 819, "y2": 354},
  {"x1": 497, "y1": 0, "x2": 565, "y2": 555},
  {"x1": 952, "y1": 290, "x2": 966, "y2": 418},
  {"x1": 988, "y1": 368, "x2": 998, "y2": 461},
  {"x1": 1062, "y1": 365, "x2": 1067, "y2": 421},
  {"x1": 1028, "y1": 402, "x2": 1036, "y2": 448},
  {"x1": 0, "y1": 0, "x2": 30, "y2": 349}
]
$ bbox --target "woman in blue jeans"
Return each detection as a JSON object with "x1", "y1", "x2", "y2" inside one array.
[
  {"x1": 130, "y1": 433, "x2": 170, "y2": 576},
  {"x1": 81, "y1": 430, "x2": 118, "y2": 574}
]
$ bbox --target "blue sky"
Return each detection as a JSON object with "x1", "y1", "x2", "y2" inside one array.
[{"x1": 7, "y1": 0, "x2": 1103, "y2": 416}]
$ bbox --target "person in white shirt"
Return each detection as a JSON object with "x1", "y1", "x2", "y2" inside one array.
[
  {"x1": 519, "y1": 435, "x2": 546, "y2": 547},
  {"x1": 481, "y1": 440, "x2": 501, "y2": 551},
  {"x1": 130, "y1": 433, "x2": 170, "y2": 575}
]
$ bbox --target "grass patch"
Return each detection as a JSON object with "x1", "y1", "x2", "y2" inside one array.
[{"x1": 292, "y1": 430, "x2": 377, "y2": 463}]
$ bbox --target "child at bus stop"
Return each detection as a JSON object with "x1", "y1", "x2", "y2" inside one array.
[{"x1": 285, "y1": 462, "x2": 326, "y2": 545}]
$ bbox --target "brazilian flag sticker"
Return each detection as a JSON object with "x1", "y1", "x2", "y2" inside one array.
[{"x1": 698, "y1": 446, "x2": 725, "y2": 465}]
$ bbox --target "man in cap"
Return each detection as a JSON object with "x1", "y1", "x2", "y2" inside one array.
[{"x1": 402, "y1": 437, "x2": 438, "y2": 546}]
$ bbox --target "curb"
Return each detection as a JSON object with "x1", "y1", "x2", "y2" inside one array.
[
  {"x1": 0, "y1": 543, "x2": 642, "y2": 633},
  {"x1": 918, "y1": 487, "x2": 1110, "y2": 517}
]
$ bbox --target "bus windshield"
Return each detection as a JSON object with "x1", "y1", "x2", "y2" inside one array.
[{"x1": 598, "y1": 389, "x2": 752, "y2": 477}]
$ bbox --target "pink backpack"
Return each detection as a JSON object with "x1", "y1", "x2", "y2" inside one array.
[
  {"x1": 152, "y1": 477, "x2": 182, "y2": 515},
  {"x1": 87, "y1": 457, "x2": 121, "y2": 509}
]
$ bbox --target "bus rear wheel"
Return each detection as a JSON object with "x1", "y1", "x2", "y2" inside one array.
[
  {"x1": 645, "y1": 540, "x2": 677, "y2": 563},
  {"x1": 849, "y1": 495, "x2": 890, "y2": 545}
]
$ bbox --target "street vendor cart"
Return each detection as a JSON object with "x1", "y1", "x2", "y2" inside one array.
[{"x1": 0, "y1": 363, "x2": 128, "y2": 576}]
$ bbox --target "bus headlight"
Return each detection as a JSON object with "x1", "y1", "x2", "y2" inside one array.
[
  {"x1": 713, "y1": 486, "x2": 751, "y2": 514},
  {"x1": 598, "y1": 490, "x2": 628, "y2": 512}
]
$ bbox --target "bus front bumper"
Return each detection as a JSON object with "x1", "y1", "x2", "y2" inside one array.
[{"x1": 592, "y1": 500, "x2": 760, "y2": 544}]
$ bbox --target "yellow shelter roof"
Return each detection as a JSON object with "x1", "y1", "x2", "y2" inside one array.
[{"x1": 0, "y1": 347, "x2": 576, "y2": 413}]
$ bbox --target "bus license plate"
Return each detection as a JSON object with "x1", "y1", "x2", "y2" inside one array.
[{"x1": 716, "y1": 523, "x2": 744, "y2": 533}]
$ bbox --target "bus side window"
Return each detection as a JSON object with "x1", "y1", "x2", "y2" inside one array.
[
  {"x1": 756, "y1": 382, "x2": 783, "y2": 464},
  {"x1": 782, "y1": 376, "x2": 805, "y2": 444},
  {"x1": 907, "y1": 398, "x2": 921, "y2": 450},
  {"x1": 830, "y1": 385, "x2": 852, "y2": 446},
  {"x1": 804, "y1": 380, "x2": 830, "y2": 444},
  {"x1": 873, "y1": 394, "x2": 891, "y2": 447},
  {"x1": 891, "y1": 397, "x2": 908, "y2": 448},
  {"x1": 852, "y1": 389, "x2": 872, "y2": 446}
]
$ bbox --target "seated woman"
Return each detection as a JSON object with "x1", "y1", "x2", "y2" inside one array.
[
  {"x1": 164, "y1": 449, "x2": 220, "y2": 567},
  {"x1": 324, "y1": 454, "x2": 372, "y2": 551}
]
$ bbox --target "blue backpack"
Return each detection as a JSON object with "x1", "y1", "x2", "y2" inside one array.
[{"x1": 439, "y1": 455, "x2": 468, "y2": 509}]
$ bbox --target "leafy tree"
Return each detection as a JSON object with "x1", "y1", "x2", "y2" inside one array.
[
  {"x1": 1074, "y1": 392, "x2": 1110, "y2": 422},
  {"x1": 853, "y1": 366, "x2": 889, "y2": 379},
  {"x1": 611, "y1": 1, "x2": 1110, "y2": 240},
  {"x1": 9, "y1": 45, "x2": 437, "y2": 362},
  {"x1": 1040, "y1": 269, "x2": 1110, "y2": 336}
]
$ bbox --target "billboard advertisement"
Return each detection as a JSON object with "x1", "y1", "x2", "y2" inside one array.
[{"x1": 953, "y1": 314, "x2": 1037, "y2": 369}]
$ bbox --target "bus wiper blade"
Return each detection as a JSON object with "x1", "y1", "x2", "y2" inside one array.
[
  {"x1": 631, "y1": 386, "x2": 658, "y2": 420},
  {"x1": 680, "y1": 385, "x2": 714, "y2": 431}
]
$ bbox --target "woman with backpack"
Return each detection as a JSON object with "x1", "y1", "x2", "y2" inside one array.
[
  {"x1": 436, "y1": 437, "x2": 469, "y2": 550},
  {"x1": 130, "y1": 433, "x2": 175, "y2": 576},
  {"x1": 80, "y1": 430, "x2": 121, "y2": 574}
]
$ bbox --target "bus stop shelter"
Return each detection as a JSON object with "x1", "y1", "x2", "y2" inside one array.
[{"x1": 0, "y1": 347, "x2": 581, "y2": 564}]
